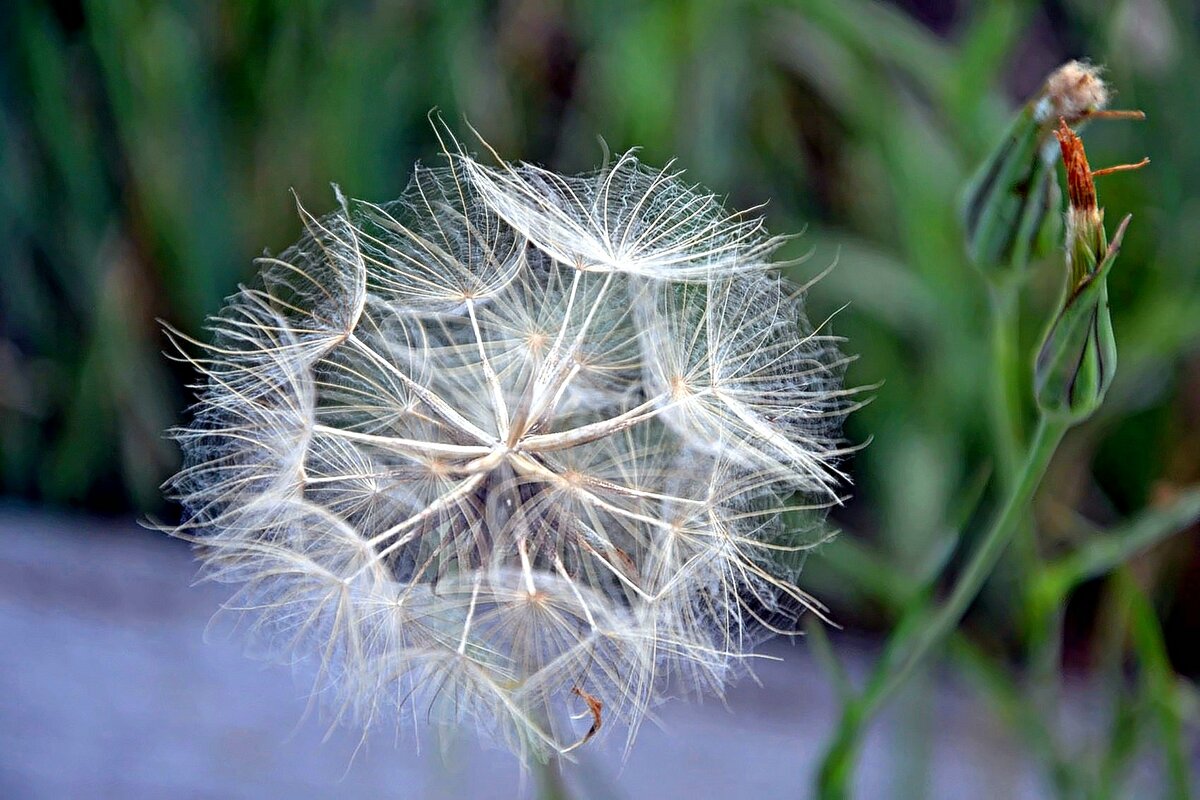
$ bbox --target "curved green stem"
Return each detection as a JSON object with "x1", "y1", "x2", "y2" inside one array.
[
  {"x1": 989, "y1": 282, "x2": 1042, "y2": 596},
  {"x1": 988, "y1": 283, "x2": 1025, "y2": 481},
  {"x1": 818, "y1": 416, "x2": 1070, "y2": 799}
]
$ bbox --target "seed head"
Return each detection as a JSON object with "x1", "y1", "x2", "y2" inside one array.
[
  {"x1": 1037, "y1": 60, "x2": 1109, "y2": 124},
  {"x1": 165, "y1": 128, "x2": 853, "y2": 761}
]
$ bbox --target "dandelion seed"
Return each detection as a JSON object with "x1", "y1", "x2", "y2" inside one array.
[{"x1": 165, "y1": 126, "x2": 855, "y2": 763}]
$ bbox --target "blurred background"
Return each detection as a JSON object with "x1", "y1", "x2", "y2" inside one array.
[{"x1": 1, "y1": 0, "x2": 1197, "y2": 797}]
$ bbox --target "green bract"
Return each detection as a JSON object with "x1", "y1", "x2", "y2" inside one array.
[
  {"x1": 1034, "y1": 215, "x2": 1129, "y2": 421},
  {"x1": 960, "y1": 104, "x2": 1063, "y2": 275}
]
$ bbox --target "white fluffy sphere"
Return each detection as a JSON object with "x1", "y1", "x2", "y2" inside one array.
[{"x1": 166, "y1": 131, "x2": 852, "y2": 761}]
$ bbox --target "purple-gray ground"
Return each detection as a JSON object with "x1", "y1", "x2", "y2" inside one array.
[{"x1": 0, "y1": 508, "x2": 1166, "y2": 798}]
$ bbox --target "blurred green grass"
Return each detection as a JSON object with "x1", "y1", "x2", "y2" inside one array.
[{"x1": 2, "y1": 0, "x2": 1198, "y2": 792}]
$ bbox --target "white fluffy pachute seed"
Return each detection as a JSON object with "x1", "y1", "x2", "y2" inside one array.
[{"x1": 164, "y1": 126, "x2": 856, "y2": 763}]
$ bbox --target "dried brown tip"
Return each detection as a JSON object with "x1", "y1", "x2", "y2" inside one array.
[
  {"x1": 563, "y1": 686, "x2": 603, "y2": 752},
  {"x1": 1042, "y1": 60, "x2": 1109, "y2": 122},
  {"x1": 1092, "y1": 157, "x2": 1151, "y2": 178},
  {"x1": 1055, "y1": 118, "x2": 1097, "y2": 212},
  {"x1": 1082, "y1": 109, "x2": 1146, "y2": 122}
]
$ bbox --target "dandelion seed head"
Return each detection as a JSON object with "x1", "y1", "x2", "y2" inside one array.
[{"x1": 166, "y1": 126, "x2": 854, "y2": 763}]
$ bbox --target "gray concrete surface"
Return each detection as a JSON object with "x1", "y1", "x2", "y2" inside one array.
[{"x1": 0, "y1": 508, "x2": 1161, "y2": 798}]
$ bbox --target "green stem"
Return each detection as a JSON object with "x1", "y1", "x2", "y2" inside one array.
[
  {"x1": 989, "y1": 282, "x2": 1042, "y2": 616},
  {"x1": 1040, "y1": 487, "x2": 1200, "y2": 594},
  {"x1": 949, "y1": 636, "x2": 1078, "y2": 798},
  {"x1": 875, "y1": 417, "x2": 1067, "y2": 712},
  {"x1": 1121, "y1": 572, "x2": 1194, "y2": 800},
  {"x1": 818, "y1": 416, "x2": 1070, "y2": 798},
  {"x1": 536, "y1": 757, "x2": 570, "y2": 800},
  {"x1": 1024, "y1": 601, "x2": 1068, "y2": 796},
  {"x1": 988, "y1": 283, "x2": 1025, "y2": 482}
]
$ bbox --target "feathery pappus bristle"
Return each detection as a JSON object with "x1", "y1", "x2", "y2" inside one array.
[
  {"x1": 164, "y1": 123, "x2": 856, "y2": 763},
  {"x1": 1036, "y1": 60, "x2": 1110, "y2": 124}
]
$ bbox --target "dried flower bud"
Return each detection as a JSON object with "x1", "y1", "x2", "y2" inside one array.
[
  {"x1": 1034, "y1": 119, "x2": 1142, "y2": 421},
  {"x1": 164, "y1": 129, "x2": 855, "y2": 762},
  {"x1": 1057, "y1": 121, "x2": 1107, "y2": 287},
  {"x1": 960, "y1": 61, "x2": 1113, "y2": 275}
]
